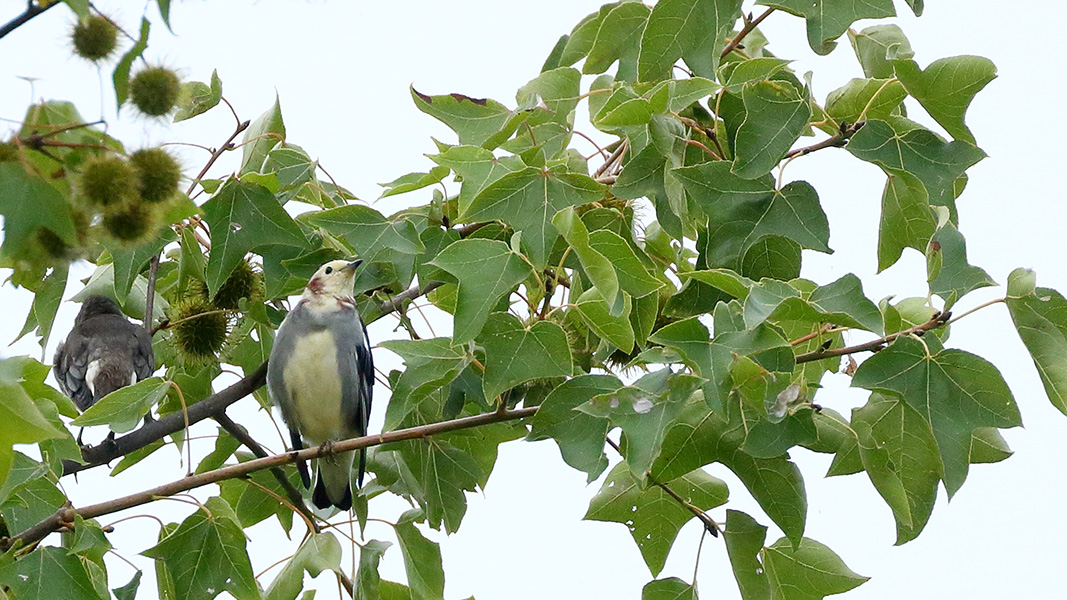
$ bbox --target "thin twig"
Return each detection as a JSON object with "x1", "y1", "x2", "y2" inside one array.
[
  {"x1": 783, "y1": 121, "x2": 865, "y2": 160},
  {"x1": 0, "y1": 1, "x2": 59, "y2": 40},
  {"x1": 720, "y1": 8, "x2": 775, "y2": 59},
  {"x1": 795, "y1": 310, "x2": 951, "y2": 364}
]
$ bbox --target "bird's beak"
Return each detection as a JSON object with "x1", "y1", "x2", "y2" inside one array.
[{"x1": 342, "y1": 259, "x2": 363, "y2": 273}]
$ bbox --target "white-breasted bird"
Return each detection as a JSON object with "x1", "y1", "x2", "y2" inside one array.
[
  {"x1": 267, "y1": 259, "x2": 373, "y2": 511},
  {"x1": 54, "y1": 295, "x2": 155, "y2": 412}
]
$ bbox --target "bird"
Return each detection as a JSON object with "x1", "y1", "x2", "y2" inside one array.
[
  {"x1": 54, "y1": 295, "x2": 155, "y2": 413},
  {"x1": 266, "y1": 259, "x2": 373, "y2": 511}
]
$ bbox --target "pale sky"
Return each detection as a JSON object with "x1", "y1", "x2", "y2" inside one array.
[{"x1": 2, "y1": 2, "x2": 1066, "y2": 599}]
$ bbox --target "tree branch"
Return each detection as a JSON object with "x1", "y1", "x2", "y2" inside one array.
[
  {"x1": 795, "y1": 310, "x2": 951, "y2": 364},
  {"x1": 10, "y1": 407, "x2": 539, "y2": 551},
  {"x1": 783, "y1": 121, "x2": 865, "y2": 160},
  {"x1": 0, "y1": 1, "x2": 58, "y2": 41},
  {"x1": 720, "y1": 8, "x2": 775, "y2": 59}
]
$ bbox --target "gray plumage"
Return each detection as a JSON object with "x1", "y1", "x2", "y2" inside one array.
[
  {"x1": 267, "y1": 259, "x2": 373, "y2": 511},
  {"x1": 54, "y1": 295, "x2": 155, "y2": 412}
]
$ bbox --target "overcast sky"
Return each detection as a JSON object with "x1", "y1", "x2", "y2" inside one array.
[{"x1": 2, "y1": 1, "x2": 1066, "y2": 599}]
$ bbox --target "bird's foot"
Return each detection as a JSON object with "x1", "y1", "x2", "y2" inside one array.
[{"x1": 318, "y1": 440, "x2": 336, "y2": 456}]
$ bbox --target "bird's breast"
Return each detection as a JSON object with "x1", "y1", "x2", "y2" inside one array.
[{"x1": 282, "y1": 330, "x2": 349, "y2": 444}]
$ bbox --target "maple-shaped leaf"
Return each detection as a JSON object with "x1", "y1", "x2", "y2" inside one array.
[
  {"x1": 851, "y1": 336, "x2": 1021, "y2": 496},
  {"x1": 760, "y1": 0, "x2": 895, "y2": 55},
  {"x1": 201, "y1": 179, "x2": 308, "y2": 296}
]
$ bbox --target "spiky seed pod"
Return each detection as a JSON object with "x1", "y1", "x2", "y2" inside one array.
[
  {"x1": 130, "y1": 147, "x2": 181, "y2": 203},
  {"x1": 172, "y1": 297, "x2": 228, "y2": 363},
  {"x1": 71, "y1": 15, "x2": 118, "y2": 62},
  {"x1": 102, "y1": 202, "x2": 154, "y2": 243},
  {"x1": 212, "y1": 259, "x2": 260, "y2": 310},
  {"x1": 129, "y1": 67, "x2": 181, "y2": 116},
  {"x1": 77, "y1": 155, "x2": 138, "y2": 208}
]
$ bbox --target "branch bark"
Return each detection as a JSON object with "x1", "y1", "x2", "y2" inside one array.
[
  {"x1": 720, "y1": 8, "x2": 775, "y2": 59},
  {"x1": 9, "y1": 406, "x2": 538, "y2": 551},
  {"x1": 0, "y1": 1, "x2": 58, "y2": 41},
  {"x1": 795, "y1": 310, "x2": 950, "y2": 364}
]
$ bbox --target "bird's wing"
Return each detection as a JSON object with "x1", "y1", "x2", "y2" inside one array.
[
  {"x1": 330, "y1": 309, "x2": 372, "y2": 436},
  {"x1": 266, "y1": 306, "x2": 301, "y2": 433},
  {"x1": 54, "y1": 332, "x2": 94, "y2": 411},
  {"x1": 130, "y1": 324, "x2": 155, "y2": 381}
]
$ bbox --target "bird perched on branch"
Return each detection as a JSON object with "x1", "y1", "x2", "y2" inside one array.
[
  {"x1": 54, "y1": 295, "x2": 155, "y2": 413},
  {"x1": 267, "y1": 259, "x2": 373, "y2": 511}
]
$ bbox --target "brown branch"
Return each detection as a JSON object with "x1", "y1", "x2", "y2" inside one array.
[
  {"x1": 606, "y1": 439, "x2": 720, "y2": 537},
  {"x1": 720, "y1": 8, "x2": 775, "y2": 59},
  {"x1": 795, "y1": 310, "x2": 950, "y2": 364},
  {"x1": 9, "y1": 407, "x2": 539, "y2": 551},
  {"x1": 213, "y1": 411, "x2": 319, "y2": 532},
  {"x1": 0, "y1": 1, "x2": 58, "y2": 40},
  {"x1": 783, "y1": 121, "x2": 865, "y2": 160}
]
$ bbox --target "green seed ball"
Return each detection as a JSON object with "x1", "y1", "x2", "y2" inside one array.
[
  {"x1": 102, "y1": 203, "x2": 154, "y2": 242},
  {"x1": 131, "y1": 147, "x2": 181, "y2": 203},
  {"x1": 172, "y1": 298, "x2": 228, "y2": 362},
  {"x1": 78, "y1": 155, "x2": 138, "y2": 208},
  {"x1": 71, "y1": 15, "x2": 118, "y2": 62},
  {"x1": 213, "y1": 259, "x2": 259, "y2": 310},
  {"x1": 129, "y1": 67, "x2": 181, "y2": 116}
]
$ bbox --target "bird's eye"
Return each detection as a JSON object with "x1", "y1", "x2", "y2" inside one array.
[{"x1": 325, "y1": 266, "x2": 333, "y2": 274}]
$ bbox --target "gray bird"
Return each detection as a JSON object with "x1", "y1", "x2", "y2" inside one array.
[
  {"x1": 267, "y1": 259, "x2": 373, "y2": 511},
  {"x1": 54, "y1": 295, "x2": 155, "y2": 412}
]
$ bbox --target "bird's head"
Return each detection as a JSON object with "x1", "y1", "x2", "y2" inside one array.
[
  {"x1": 77, "y1": 295, "x2": 124, "y2": 322},
  {"x1": 305, "y1": 259, "x2": 362, "y2": 298}
]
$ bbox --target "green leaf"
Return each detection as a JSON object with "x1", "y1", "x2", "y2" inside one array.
[
  {"x1": 479, "y1": 313, "x2": 572, "y2": 401},
  {"x1": 851, "y1": 337, "x2": 1021, "y2": 496},
  {"x1": 0, "y1": 546, "x2": 103, "y2": 600},
  {"x1": 825, "y1": 78, "x2": 906, "y2": 124},
  {"x1": 241, "y1": 96, "x2": 286, "y2": 174},
  {"x1": 575, "y1": 287, "x2": 635, "y2": 351},
  {"x1": 846, "y1": 119, "x2": 985, "y2": 221},
  {"x1": 0, "y1": 367, "x2": 62, "y2": 490},
  {"x1": 112, "y1": 18, "x2": 150, "y2": 107},
  {"x1": 585, "y1": 463, "x2": 728, "y2": 576},
  {"x1": 394, "y1": 437, "x2": 481, "y2": 533},
  {"x1": 759, "y1": 0, "x2": 895, "y2": 55},
  {"x1": 654, "y1": 401, "x2": 807, "y2": 544},
  {"x1": 464, "y1": 166, "x2": 605, "y2": 268},
  {"x1": 430, "y1": 239, "x2": 532, "y2": 344},
  {"x1": 201, "y1": 179, "x2": 308, "y2": 296},
  {"x1": 927, "y1": 218, "x2": 995, "y2": 309},
  {"x1": 642, "y1": 578, "x2": 697, "y2": 600},
  {"x1": 638, "y1": 0, "x2": 743, "y2": 80},
  {"x1": 301, "y1": 205, "x2": 426, "y2": 263},
  {"x1": 355, "y1": 540, "x2": 392, "y2": 600},
  {"x1": 14, "y1": 263, "x2": 67, "y2": 349},
  {"x1": 848, "y1": 25, "x2": 914, "y2": 79},
  {"x1": 876, "y1": 170, "x2": 936, "y2": 271},
  {"x1": 396, "y1": 511, "x2": 445, "y2": 600},
  {"x1": 682, "y1": 269, "x2": 754, "y2": 299},
  {"x1": 585, "y1": 2, "x2": 650, "y2": 80},
  {"x1": 851, "y1": 392, "x2": 940, "y2": 545},
  {"x1": 732, "y1": 80, "x2": 812, "y2": 179},
  {"x1": 379, "y1": 166, "x2": 451, "y2": 198},
  {"x1": 429, "y1": 145, "x2": 524, "y2": 216},
  {"x1": 553, "y1": 206, "x2": 619, "y2": 309},
  {"x1": 104, "y1": 228, "x2": 177, "y2": 302},
  {"x1": 174, "y1": 70, "x2": 223, "y2": 122},
  {"x1": 743, "y1": 274, "x2": 883, "y2": 334},
  {"x1": 142, "y1": 497, "x2": 260, "y2": 600},
  {"x1": 719, "y1": 58, "x2": 793, "y2": 94},
  {"x1": 411, "y1": 88, "x2": 520, "y2": 149},
  {"x1": 893, "y1": 56, "x2": 996, "y2": 144},
  {"x1": 580, "y1": 370, "x2": 702, "y2": 478},
  {"x1": 72, "y1": 377, "x2": 170, "y2": 432},
  {"x1": 379, "y1": 338, "x2": 471, "y2": 429},
  {"x1": 264, "y1": 533, "x2": 342, "y2": 600},
  {"x1": 528, "y1": 374, "x2": 620, "y2": 481},
  {"x1": 723, "y1": 510, "x2": 771, "y2": 600},
  {"x1": 0, "y1": 163, "x2": 78, "y2": 261},
  {"x1": 517, "y1": 67, "x2": 582, "y2": 125},
  {"x1": 588, "y1": 229, "x2": 664, "y2": 298},
  {"x1": 1005, "y1": 269, "x2": 1067, "y2": 416},
  {"x1": 113, "y1": 571, "x2": 143, "y2": 600}
]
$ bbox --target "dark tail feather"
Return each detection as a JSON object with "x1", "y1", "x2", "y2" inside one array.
[
  {"x1": 289, "y1": 429, "x2": 311, "y2": 489},
  {"x1": 357, "y1": 448, "x2": 367, "y2": 487},
  {"x1": 312, "y1": 474, "x2": 352, "y2": 511}
]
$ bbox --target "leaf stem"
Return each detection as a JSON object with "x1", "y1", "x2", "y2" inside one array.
[{"x1": 720, "y1": 8, "x2": 775, "y2": 59}]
